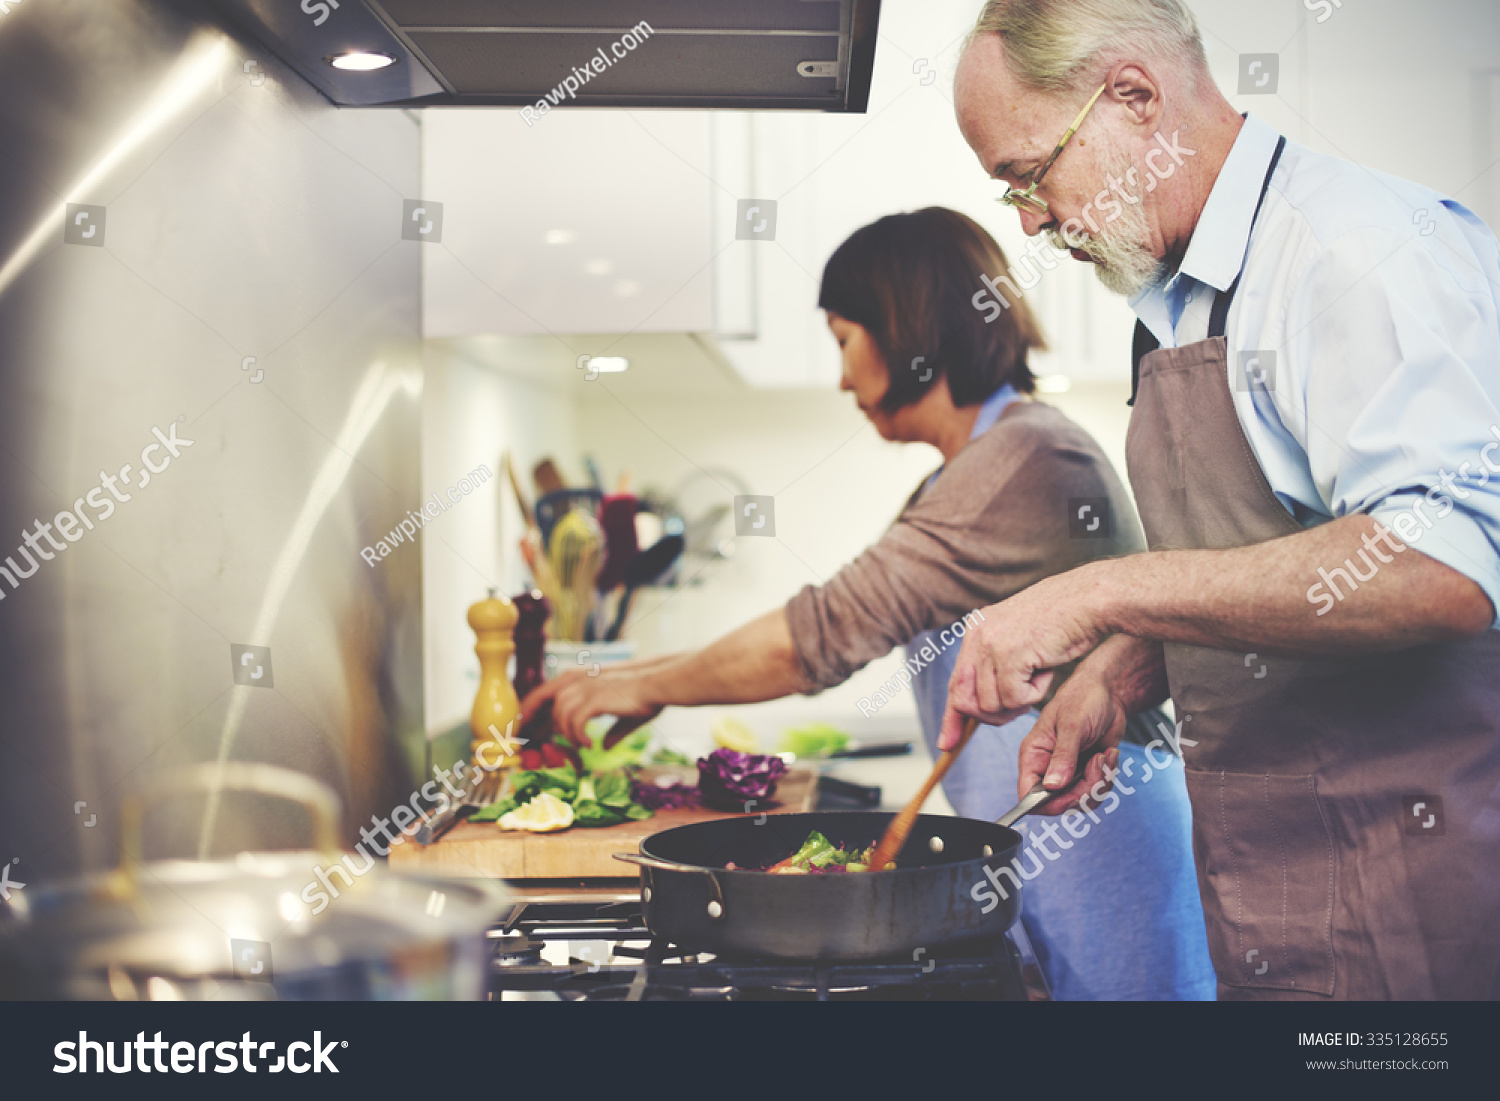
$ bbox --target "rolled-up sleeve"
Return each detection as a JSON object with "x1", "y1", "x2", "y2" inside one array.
[
  {"x1": 784, "y1": 412, "x2": 1144, "y2": 690},
  {"x1": 1279, "y1": 208, "x2": 1500, "y2": 621}
]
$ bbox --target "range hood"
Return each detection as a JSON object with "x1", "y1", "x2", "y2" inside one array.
[{"x1": 207, "y1": 0, "x2": 880, "y2": 111}]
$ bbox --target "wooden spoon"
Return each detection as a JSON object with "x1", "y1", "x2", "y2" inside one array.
[{"x1": 867, "y1": 715, "x2": 979, "y2": 872}]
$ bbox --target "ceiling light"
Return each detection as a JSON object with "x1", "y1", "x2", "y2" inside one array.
[
  {"x1": 1035, "y1": 374, "x2": 1072, "y2": 393},
  {"x1": 583, "y1": 258, "x2": 613, "y2": 276},
  {"x1": 613, "y1": 279, "x2": 642, "y2": 298},
  {"x1": 588, "y1": 356, "x2": 629, "y2": 373},
  {"x1": 544, "y1": 229, "x2": 576, "y2": 245},
  {"x1": 325, "y1": 52, "x2": 397, "y2": 71}
]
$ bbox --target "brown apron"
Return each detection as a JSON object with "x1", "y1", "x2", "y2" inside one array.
[{"x1": 1125, "y1": 138, "x2": 1500, "y2": 999}]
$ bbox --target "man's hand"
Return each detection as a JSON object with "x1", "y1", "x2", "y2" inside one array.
[
  {"x1": 1016, "y1": 667, "x2": 1127, "y2": 815},
  {"x1": 937, "y1": 569, "x2": 1111, "y2": 750},
  {"x1": 521, "y1": 667, "x2": 663, "y2": 746}
]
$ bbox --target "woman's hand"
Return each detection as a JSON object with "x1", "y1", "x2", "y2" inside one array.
[{"x1": 521, "y1": 667, "x2": 664, "y2": 746}]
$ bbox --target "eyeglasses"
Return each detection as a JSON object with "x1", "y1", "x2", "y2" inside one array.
[{"x1": 994, "y1": 83, "x2": 1108, "y2": 215}]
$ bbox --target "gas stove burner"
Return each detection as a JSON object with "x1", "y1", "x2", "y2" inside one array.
[
  {"x1": 482, "y1": 894, "x2": 1049, "y2": 1002},
  {"x1": 490, "y1": 931, "x2": 545, "y2": 967}
]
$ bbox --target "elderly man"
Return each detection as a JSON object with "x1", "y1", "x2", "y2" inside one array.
[{"x1": 944, "y1": 0, "x2": 1500, "y2": 1000}]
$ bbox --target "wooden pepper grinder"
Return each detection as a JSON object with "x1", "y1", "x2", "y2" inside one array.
[
  {"x1": 512, "y1": 589, "x2": 551, "y2": 702},
  {"x1": 469, "y1": 588, "x2": 522, "y2": 768}
]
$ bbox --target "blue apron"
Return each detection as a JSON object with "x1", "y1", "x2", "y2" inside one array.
[{"x1": 907, "y1": 387, "x2": 1215, "y2": 1000}]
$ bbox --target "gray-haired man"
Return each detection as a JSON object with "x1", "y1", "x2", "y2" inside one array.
[{"x1": 942, "y1": 0, "x2": 1500, "y2": 1000}]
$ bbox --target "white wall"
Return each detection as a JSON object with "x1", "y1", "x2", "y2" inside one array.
[
  {"x1": 1193, "y1": 0, "x2": 1500, "y2": 229},
  {"x1": 421, "y1": 343, "x2": 578, "y2": 732}
]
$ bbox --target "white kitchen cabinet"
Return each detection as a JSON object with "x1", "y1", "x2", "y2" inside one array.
[
  {"x1": 421, "y1": 109, "x2": 715, "y2": 338},
  {"x1": 707, "y1": 76, "x2": 1140, "y2": 388}
]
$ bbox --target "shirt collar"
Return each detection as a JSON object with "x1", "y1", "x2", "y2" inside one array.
[
  {"x1": 1129, "y1": 113, "x2": 1284, "y2": 321},
  {"x1": 970, "y1": 382, "x2": 1020, "y2": 440},
  {"x1": 1180, "y1": 113, "x2": 1284, "y2": 291}
]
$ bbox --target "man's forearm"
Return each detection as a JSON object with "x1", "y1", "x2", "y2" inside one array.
[
  {"x1": 1086, "y1": 514, "x2": 1493, "y2": 654},
  {"x1": 638, "y1": 608, "x2": 813, "y2": 707}
]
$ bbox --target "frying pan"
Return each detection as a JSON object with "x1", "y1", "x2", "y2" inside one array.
[{"x1": 614, "y1": 809, "x2": 1030, "y2": 961}]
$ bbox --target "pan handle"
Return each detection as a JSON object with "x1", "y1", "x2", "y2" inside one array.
[
  {"x1": 996, "y1": 782, "x2": 1051, "y2": 829},
  {"x1": 613, "y1": 852, "x2": 727, "y2": 919}
]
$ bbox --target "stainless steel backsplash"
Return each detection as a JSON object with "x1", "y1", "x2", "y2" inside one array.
[{"x1": 0, "y1": 0, "x2": 425, "y2": 877}]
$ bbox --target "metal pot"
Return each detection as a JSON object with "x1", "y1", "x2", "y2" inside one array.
[
  {"x1": 616, "y1": 810, "x2": 1022, "y2": 961},
  {"x1": 0, "y1": 763, "x2": 508, "y2": 1000}
]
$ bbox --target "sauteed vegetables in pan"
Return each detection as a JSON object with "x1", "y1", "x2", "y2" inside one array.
[{"x1": 727, "y1": 830, "x2": 881, "y2": 874}]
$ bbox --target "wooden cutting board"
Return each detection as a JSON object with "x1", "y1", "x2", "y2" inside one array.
[{"x1": 389, "y1": 767, "x2": 818, "y2": 879}]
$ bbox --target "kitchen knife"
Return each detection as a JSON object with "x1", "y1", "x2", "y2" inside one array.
[{"x1": 775, "y1": 741, "x2": 913, "y2": 765}]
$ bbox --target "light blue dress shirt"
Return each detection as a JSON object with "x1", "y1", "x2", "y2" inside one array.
[
  {"x1": 907, "y1": 385, "x2": 1215, "y2": 1001},
  {"x1": 1131, "y1": 113, "x2": 1500, "y2": 622}
]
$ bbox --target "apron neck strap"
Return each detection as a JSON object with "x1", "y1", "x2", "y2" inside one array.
[{"x1": 1128, "y1": 134, "x2": 1288, "y2": 406}]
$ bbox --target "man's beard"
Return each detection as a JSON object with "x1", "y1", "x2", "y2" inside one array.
[{"x1": 1046, "y1": 148, "x2": 1167, "y2": 297}]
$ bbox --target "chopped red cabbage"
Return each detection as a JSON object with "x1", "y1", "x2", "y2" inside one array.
[{"x1": 696, "y1": 748, "x2": 787, "y2": 811}]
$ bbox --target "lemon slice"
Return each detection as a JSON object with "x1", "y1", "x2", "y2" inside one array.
[
  {"x1": 711, "y1": 715, "x2": 759, "y2": 753},
  {"x1": 497, "y1": 792, "x2": 575, "y2": 832}
]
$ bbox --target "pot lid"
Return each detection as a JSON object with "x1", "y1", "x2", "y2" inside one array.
[{"x1": 0, "y1": 763, "x2": 508, "y2": 998}]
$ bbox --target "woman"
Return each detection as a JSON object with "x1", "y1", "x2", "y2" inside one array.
[{"x1": 523, "y1": 208, "x2": 1215, "y2": 1000}]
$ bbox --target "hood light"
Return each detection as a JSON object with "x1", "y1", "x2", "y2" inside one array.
[{"x1": 326, "y1": 52, "x2": 397, "y2": 72}]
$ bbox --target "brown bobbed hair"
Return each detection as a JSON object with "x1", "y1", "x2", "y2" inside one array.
[{"x1": 818, "y1": 207, "x2": 1047, "y2": 412}]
